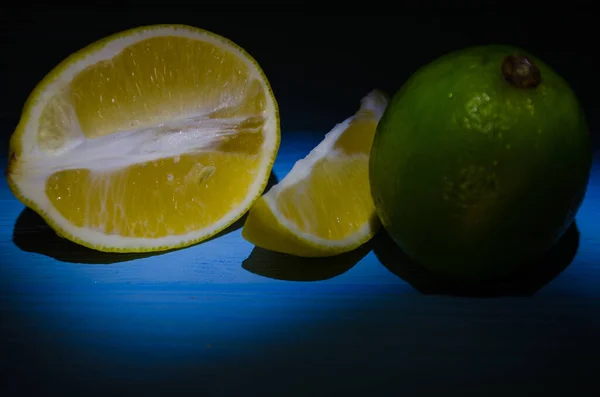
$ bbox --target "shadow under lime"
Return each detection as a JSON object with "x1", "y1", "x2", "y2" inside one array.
[{"x1": 372, "y1": 221, "x2": 581, "y2": 298}]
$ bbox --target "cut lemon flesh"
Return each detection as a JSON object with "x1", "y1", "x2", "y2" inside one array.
[
  {"x1": 242, "y1": 90, "x2": 388, "y2": 257},
  {"x1": 6, "y1": 25, "x2": 280, "y2": 252}
]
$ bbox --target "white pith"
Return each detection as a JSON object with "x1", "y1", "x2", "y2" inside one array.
[
  {"x1": 262, "y1": 90, "x2": 388, "y2": 247},
  {"x1": 11, "y1": 26, "x2": 279, "y2": 250}
]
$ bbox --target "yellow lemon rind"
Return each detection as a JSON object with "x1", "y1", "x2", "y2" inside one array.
[{"x1": 242, "y1": 196, "x2": 380, "y2": 257}]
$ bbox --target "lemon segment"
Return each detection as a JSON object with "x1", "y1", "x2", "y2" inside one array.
[
  {"x1": 242, "y1": 90, "x2": 388, "y2": 257},
  {"x1": 6, "y1": 24, "x2": 279, "y2": 252}
]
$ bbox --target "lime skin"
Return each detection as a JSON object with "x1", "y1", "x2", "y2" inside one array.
[{"x1": 370, "y1": 45, "x2": 592, "y2": 282}]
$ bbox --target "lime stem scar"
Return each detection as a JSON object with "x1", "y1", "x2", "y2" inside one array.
[{"x1": 501, "y1": 54, "x2": 541, "y2": 88}]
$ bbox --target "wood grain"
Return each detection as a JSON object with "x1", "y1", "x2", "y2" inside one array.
[{"x1": 1, "y1": 133, "x2": 599, "y2": 396}]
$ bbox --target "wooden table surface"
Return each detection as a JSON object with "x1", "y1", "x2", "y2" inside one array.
[{"x1": 1, "y1": 133, "x2": 599, "y2": 396}]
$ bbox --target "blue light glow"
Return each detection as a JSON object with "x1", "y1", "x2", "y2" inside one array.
[{"x1": 1, "y1": 132, "x2": 599, "y2": 393}]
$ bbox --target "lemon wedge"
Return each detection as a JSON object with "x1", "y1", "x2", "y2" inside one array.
[
  {"x1": 6, "y1": 24, "x2": 280, "y2": 252},
  {"x1": 242, "y1": 90, "x2": 388, "y2": 257}
]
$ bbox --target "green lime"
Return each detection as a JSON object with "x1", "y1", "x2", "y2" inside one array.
[{"x1": 370, "y1": 45, "x2": 592, "y2": 282}]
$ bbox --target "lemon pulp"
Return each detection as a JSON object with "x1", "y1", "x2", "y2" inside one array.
[
  {"x1": 7, "y1": 25, "x2": 280, "y2": 252},
  {"x1": 242, "y1": 90, "x2": 388, "y2": 257}
]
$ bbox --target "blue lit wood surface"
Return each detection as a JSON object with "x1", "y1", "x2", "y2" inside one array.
[{"x1": 1, "y1": 133, "x2": 599, "y2": 396}]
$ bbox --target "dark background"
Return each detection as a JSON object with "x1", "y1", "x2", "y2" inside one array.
[
  {"x1": 1, "y1": 6, "x2": 599, "y2": 397},
  {"x1": 1, "y1": 7, "x2": 599, "y2": 148}
]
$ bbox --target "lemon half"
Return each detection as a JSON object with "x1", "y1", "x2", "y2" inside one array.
[{"x1": 6, "y1": 24, "x2": 280, "y2": 252}]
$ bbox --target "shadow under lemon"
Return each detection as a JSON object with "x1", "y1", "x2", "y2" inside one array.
[
  {"x1": 242, "y1": 242, "x2": 372, "y2": 282},
  {"x1": 12, "y1": 171, "x2": 279, "y2": 265},
  {"x1": 372, "y1": 222, "x2": 581, "y2": 298}
]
